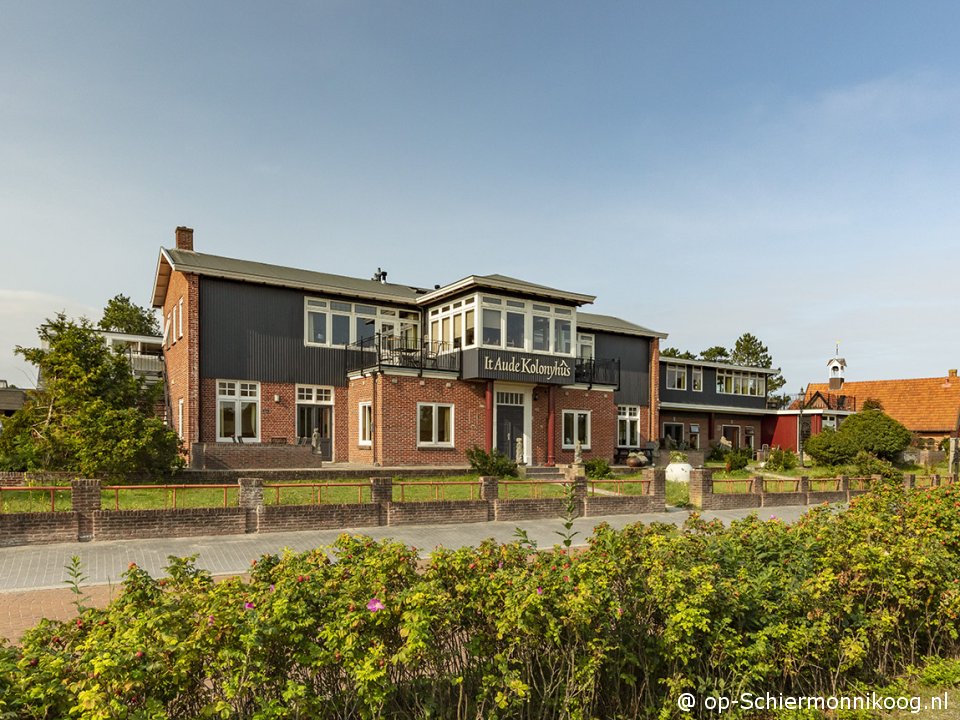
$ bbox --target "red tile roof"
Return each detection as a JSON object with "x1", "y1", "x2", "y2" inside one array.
[{"x1": 805, "y1": 373, "x2": 960, "y2": 434}]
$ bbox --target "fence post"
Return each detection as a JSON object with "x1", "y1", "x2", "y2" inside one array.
[
  {"x1": 838, "y1": 475, "x2": 849, "y2": 501},
  {"x1": 479, "y1": 475, "x2": 498, "y2": 521},
  {"x1": 573, "y1": 475, "x2": 587, "y2": 517},
  {"x1": 689, "y1": 468, "x2": 712, "y2": 509},
  {"x1": 902, "y1": 473, "x2": 916, "y2": 491},
  {"x1": 238, "y1": 478, "x2": 264, "y2": 534},
  {"x1": 798, "y1": 476, "x2": 810, "y2": 501},
  {"x1": 71, "y1": 478, "x2": 102, "y2": 542},
  {"x1": 750, "y1": 475, "x2": 765, "y2": 496},
  {"x1": 644, "y1": 467, "x2": 666, "y2": 503},
  {"x1": 370, "y1": 477, "x2": 393, "y2": 526},
  {"x1": 931, "y1": 474, "x2": 941, "y2": 488}
]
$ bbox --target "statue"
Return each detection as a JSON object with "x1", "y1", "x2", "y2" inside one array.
[
  {"x1": 515, "y1": 436, "x2": 525, "y2": 465},
  {"x1": 574, "y1": 440, "x2": 583, "y2": 465},
  {"x1": 311, "y1": 428, "x2": 320, "y2": 454}
]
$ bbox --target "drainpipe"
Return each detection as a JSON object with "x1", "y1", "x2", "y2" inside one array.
[
  {"x1": 546, "y1": 385, "x2": 556, "y2": 467},
  {"x1": 485, "y1": 381, "x2": 494, "y2": 454}
]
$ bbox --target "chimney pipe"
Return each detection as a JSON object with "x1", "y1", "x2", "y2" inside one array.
[
  {"x1": 175, "y1": 226, "x2": 194, "y2": 251},
  {"x1": 950, "y1": 369, "x2": 958, "y2": 379}
]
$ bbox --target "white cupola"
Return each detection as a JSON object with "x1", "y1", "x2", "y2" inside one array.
[{"x1": 827, "y1": 344, "x2": 846, "y2": 391}]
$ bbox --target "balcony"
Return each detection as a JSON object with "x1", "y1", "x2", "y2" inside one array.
[
  {"x1": 574, "y1": 356, "x2": 620, "y2": 388},
  {"x1": 126, "y1": 350, "x2": 164, "y2": 383},
  {"x1": 345, "y1": 335, "x2": 461, "y2": 376}
]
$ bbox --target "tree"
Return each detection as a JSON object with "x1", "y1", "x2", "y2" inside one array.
[
  {"x1": 803, "y1": 409, "x2": 911, "y2": 466},
  {"x1": 99, "y1": 294, "x2": 160, "y2": 336},
  {"x1": 660, "y1": 347, "x2": 696, "y2": 360},
  {"x1": 699, "y1": 345, "x2": 730, "y2": 362},
  {"x1": 0, "y1": 314, "x2": 180, "y2": 477},
  {"x1": 861, "y1": 397, "x2": 884, "y2": 411},
  {"x1": 729, "y1": 332, "x2": 785, "y2": 392}
]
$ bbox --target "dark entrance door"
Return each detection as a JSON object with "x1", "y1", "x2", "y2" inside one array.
[
  {"x1": 298, "y1": 405, "x2": 333, "y2": 460},
  {"x1": 496, "y1": 405, "x2": 524, "y2": 459}
]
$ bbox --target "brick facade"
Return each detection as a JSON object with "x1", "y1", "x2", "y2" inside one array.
[
  {"x1": 659, "y1": 409, "x2": 765, "y2": 451},
  {"x1": 162, "y1": 268, "x2": 199, "y2": 455}
]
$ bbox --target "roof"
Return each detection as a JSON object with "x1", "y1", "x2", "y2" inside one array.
[
  {"x1": 576, "y1": 312, "x2": 667, "y2": 339},
  {"x1": 0, "y1": 386, "x2": 27, "y2": 413},
  {"x1": 658, "y1": 355, "x2": 780, "y2": 374},
  {"x1": 415, "y1": 273, "x2": 596, "y2": 307},
  {"x1": 152, "y1": 248, "x2": 428, "y2": 307},
  {"x1": 805, "y1": 373, "x2": 960, "y2": 433}
]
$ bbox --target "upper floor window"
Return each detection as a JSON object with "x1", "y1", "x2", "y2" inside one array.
[
  {"x1": 716, "y1": 369, "x2": 767, "y2": 396},
  {"x1": 577, "y1": 333, "x2": 594, "y2": 359},
  {"x1": 305, "y1": 297, "x2": 419, "y2": 348},
  {"x1": 666, "y1": 364, "x2": 687, "y2": 390},
  {"x1": 427, "y1": 294, "x2": 576, "y2": 356},
  {"x1": 692, "y1": 366, "x2": 703, "y2": 392},
  {"x1": 216, "y1": 380, "x2": 259, "y2": 442}
]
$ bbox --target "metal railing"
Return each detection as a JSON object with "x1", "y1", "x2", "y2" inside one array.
[
  {"x1": 103, "y1": 484, "x2": 236, "y2": 510},
  {"x1": 346, "y1": 334, "x2": 461, "y2": 375},
  {"x1": 574, "y1": 356, "x2": 620, "y2": 388},
  {"x1": 393, "y1": 480, "x2": 478, "y2": 502},
  {"x1": 264, "y1": 482, "x2": 369, "y2": 505},
  {"x1": 499, "y1": 480, "x2": 571, "y2": 500},
  {"x1": 588, "y1": 478, "x2": 651, "y2": 496},
  {"x1": 0, "y1": 486, "x2": 72, "y2": 513}
]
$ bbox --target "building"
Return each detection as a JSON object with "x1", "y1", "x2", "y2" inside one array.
[
  {"x1": 151, "y1": 227, "x2": 666, "y2": 469},
  {"x1": 658, "y1": 357, "x2": 780, "y2": 452},
  {"x1": 0, "y1": 380, "x2": 26, "y2": 420}
]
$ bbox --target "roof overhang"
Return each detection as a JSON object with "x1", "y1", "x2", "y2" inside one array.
[
  {"x1": 660, "y1": 401, "x2": 780, "y2": 415},
  {"x1": 415, "y1": 275, "x2": 595, "y2": 307},
  {"x1": 659, "y1": 357, "x2": 781, "y2": 374}
]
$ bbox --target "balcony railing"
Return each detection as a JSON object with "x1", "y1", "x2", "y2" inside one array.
[
  {"x1": 346, "y1": 334, "x2": 461, "y2": 375},
  {"x1": 126, "y1": 350, "x2": 164, "y2": 381},
  {"x1": 575, "y1": 356, "x2": 620, "y2": 388}
]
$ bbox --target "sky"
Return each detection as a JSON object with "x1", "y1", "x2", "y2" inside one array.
[{"x1": 2, "y1": 1, "x2": 959, "y2": 391}]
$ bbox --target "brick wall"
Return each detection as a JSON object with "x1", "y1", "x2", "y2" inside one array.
[
  {"x1": 649, "y1": 337, "x2": 660, "y2": 445},
  {"x1": 0, "y1": 512, "x2": 79, "y2": 547},
  {"x1": 190, "y1": 442, "x2": 324, "y2": 470},
  {"x1": 554, "y1": 388, "x2": 618, "y2": 464},
  {"x1": 162, "y1": 269, "x2": 200, "y2": 459},
  {"x1": 257, "y1": 504, "x2": 381, "y2": 533},
  {"x1": 386, "y1": 499, "x2": 491, "y2": 525},
  {"x1": 347, "y1": 376, "x2": 375, "y2": 464},
  {"x1": 92, "y1": 508, "x2": 247, "y2": 540},
  {"x1": 494, "y1": 498, "x2": 568, "y2": 522},
  {"x1": 658, "y1": 410, "x2": 764, "y2": 451}
]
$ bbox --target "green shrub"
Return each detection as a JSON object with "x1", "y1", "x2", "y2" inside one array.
[
  {"x1": 464, "y1": 446, "x2": 518, "y2": 477},
  {"x1": 764, "y1": 446, "x2": 798, "y2": 472},
  {"x1": 852, "y1": 450, "x2": 901, "y2": 480},
  {"x1": 840, "y1": 410, "x2": 912, "y2": 460},
  {"x1": 724, "y1": 448, "x2": 750, "y2": 472},
  {"x1": 804, "y1": 426, "x2": 856, "y2": 465},
  {"x1": 584, "y1": 458, "x2": 613, "y2": 479}
]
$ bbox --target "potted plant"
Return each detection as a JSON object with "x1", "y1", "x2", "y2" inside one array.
[
  {"x1": 665, "y1": 450, "x2": 693, "y2": 483},
  {"x1": 625, "y1": 451, "x2": 648, "y2": 468}
]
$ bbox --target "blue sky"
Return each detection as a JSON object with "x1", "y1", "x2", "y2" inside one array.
[{"x1": 2, "y1": 1, "x2": 959, "y2": 390}]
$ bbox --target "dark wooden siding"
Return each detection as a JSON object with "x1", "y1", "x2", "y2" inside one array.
[
  {"x1": 660, "y1": 363, "x2": 768, "y2": 410},
  {"x1": 593, "y1": 333, "x2": 650, "y2": 406},
  {"x1": 199, "y1": 278, "x2": 349, "y2": 385}
]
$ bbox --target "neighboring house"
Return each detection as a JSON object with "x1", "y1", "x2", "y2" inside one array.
[
  {"x1": 0, "y1": 380, "x2": 26, "y2": 420},
  {"x1": 803, "y1": 368, "x2": 960, "y2": 443},
  {"x1": 151, "y1": 227, "x2": 665, "y2": 469},
  {"x1": 658, "y1": 357, "x2": 780, "y2": 452},
  {"x1": 101, "y1": 331, "x2": 164, "y2": 385}
]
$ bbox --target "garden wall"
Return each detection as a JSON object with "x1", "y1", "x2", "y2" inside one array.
[{"x1": 0, "y1": 469, "x2": 667, "y2": 546}]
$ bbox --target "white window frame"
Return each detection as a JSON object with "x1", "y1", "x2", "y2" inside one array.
[
  {"x1": 562, "y1": 410, "x2": 591, "y2": 450},
  {"x1": 666, "y1": 364, "x2": 687, "y2": 390},
  {"x1": 662, "y1": 422, "x2": 684, "y2": 446},
  {"x1": 417, "y1": 402, "x2": 455, "y2": 447},
  {"x1": 577, "y1": 333, "x2": 595, "y2": 360},
  {"x1": 617, "y1": 405, "x2": 640, "y2": 448},
  {"x1": 216, "y1": 380, "x2": 260, "y2": 443},
  {"x1": 177, "y1": 297, "x2": 184, "y2": 340},
  {"x1": 304, "y1": 296, "x2": 419, "y2": 348},
  {"x1": 358, "y1": 401, "x2": 372, "y2": 447},
  {"x1": 692, "y1": 366, "x2": 703, "y2": 392},
  {"x1": 177, "y1": 398, "x2": 184, "y2": 440},
  {"x1": 716, "y1": 369, "x2": 767, "y2": 396}
]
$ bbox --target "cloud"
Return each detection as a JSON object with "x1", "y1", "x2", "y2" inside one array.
[{"x1": 0, "y1": 290, "x2": 97, "y2": 388}]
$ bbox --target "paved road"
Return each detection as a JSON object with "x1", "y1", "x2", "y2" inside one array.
[{"x1": 0, "y1": 505, "x2": 809, "y2": 593}]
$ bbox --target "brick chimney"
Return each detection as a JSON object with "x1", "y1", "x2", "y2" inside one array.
[
  {"x1": 950, "y1": 369, "x2": 958, "y2": 379},
  {"x1": 175, "y1": 226, "x2": 194, "y2": 251}
]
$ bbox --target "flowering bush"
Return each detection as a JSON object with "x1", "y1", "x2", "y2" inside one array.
[{"x1": 5, "y1": 483, "x2": 960, "y2": 718}]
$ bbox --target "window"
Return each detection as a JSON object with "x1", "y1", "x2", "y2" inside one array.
[
  {"x1": 217, "y1": 380, "x2": 259, "y2": 442},
  {"x1": 417, "y1": 403, "x2": 454, "y2": 447},
  {"x1": 177, "y1": 398, "x2": 184, "y2": 440},
  {"x1": 562, "y1": 410, "x2": 591, "y2": 449},
  {"x1": 617, "y1": 405, "x2": 640, "y2": 447},
  {"x1": 554, "y1": 319, "x2": 571, "y2": 355},
  {"x1": 359, "y1": 402, "x2": 372, "y2": 446},
  {"x1": 532, "y1": 315, "x2": 550, "y2": 351},
  {"x1": 506, "y1": 311, "x2": 525, "y2": 348},
  {"x1": 689, "y1": 423, "x2": 700, "y2": 449},
  {"x1": 663, "y1": 422, "x2": 684, "y2": 447},
  {"x1": 178, "y1": 298, "x2": 184, "y2": 340},
  {"x1": 482, "y1": 308, "x2": 501, "y2": 346},
  {"x1": 448, "y1": 294, "x2": 576, "y2": 354},
  {"x1": 666, "y1": 364, "x2": 687, "y2": 390},
  {"x1": 716, "y1": 369, "x2": 767, "y2": 396},
  {"x1": 305, "y1": 297, "x2": 419, "y2": 348},
  {"x1": 692, "y1": 367, "x2": 703, "y2": 392},
  {"x1": 577, "y1": 333, "x2": 595, "y2": 359}
]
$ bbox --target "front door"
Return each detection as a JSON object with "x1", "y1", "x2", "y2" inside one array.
[
  {"x1": 298, "y1": 405, "x2": 333, "y2": 460},
  {"x1": 496, "y1": 405, "x2": 524, "y2": 460}
]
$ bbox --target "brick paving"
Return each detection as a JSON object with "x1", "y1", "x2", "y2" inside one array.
[{"x1": 0, "y1": 505, "x2": 808, "y2": 644}]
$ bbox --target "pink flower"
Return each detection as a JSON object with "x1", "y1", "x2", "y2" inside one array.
[
  {"x1": 536, "y1": 587, "x2": 543, "y2": 595},
  {"x1": 207, "y1": 615, "x2": 215, "y2": 625},
  {"x1": 367, "y1": 597, "x2": 384, "y2": 612},
  {"x1": 244, "y1": 602, "x2": 255, "y2": 610}
]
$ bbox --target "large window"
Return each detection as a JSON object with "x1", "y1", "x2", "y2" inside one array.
[
  {"x1": 716, "y1": 369, "x2": 767, "y2": 396},
  {"x1": 692, "y1": 367, "x2": 703, "y2": 392},
  {"x1": 562, "y1": 410, "x2": 591, "y2": 450},
  {"x1": 430, "y1": 297, "x2": 477, "y2": 352},
  {"x1": 305, "y1": 297, "x2": 419, "y2": 348},
  {"x1": 662, "y1": 422, "x2": 683, "y2": 447},
  {"x1": 297, "y1": 385, "x2": 333, "y2": 442},
  {"x1": 217, "y1": 380, "x2": 259, "y2": 442},
  {"x1": 617, "y1": 405, "x2": 640, "y2": 448},
  {"x1": 359, "y1": 402, "x2": 372, "y2": 447},
  {"x1": 577, "y1": 333, "x2": 594, "y2": 359},
  {"x1": 417, "y1": 403, "x2": 454, "y2": 447},
  {"x1": 666, "y1": 364, "x2": 687, "y2": 390}
]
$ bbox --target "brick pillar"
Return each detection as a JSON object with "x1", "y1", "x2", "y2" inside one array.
[
  {"x1": 71, "y1": 478, "x2": 101, "y2": 542},
  {"x1": 643, "y1": 467, "x2": 666, "y2": 502},
  {"x1": 573, "y1": 476, "x2": 587, "y2": 517},
  {"x1": 479, "y1": 475, "x2": 499, "y2": 501},
  {"x1": 799, "y1": 476, "x2": 810, "y2": 495},
  {"x1": 689, "y1": 467, "x2": 712, "y2": 509},
  {"x1": 931, "y1": 474, "x2": 941, "y2": 488},
  {"x1": 238, "y1": 478, "x2": 264, "y2": 534},
  {"x1": 903, "y1": 473, "x2": 916, "y2": 490},
  {"x1": 546, "y1": 386, "x2": 556, "y2": 467},
  {"x1": 750, "y1": 475, "x2": 765, "y2": 495},
  {"x1": 838, "y1": 475, "x2": 849, "y2": 500},
  {"x1": 371, "y1": 476, "x2": 392, "y2": 525}
]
